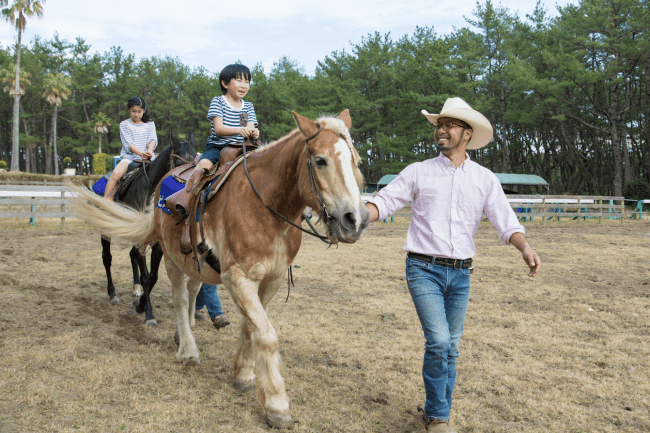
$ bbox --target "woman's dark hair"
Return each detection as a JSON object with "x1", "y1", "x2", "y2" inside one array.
[
  {"x1": 219, "y1": 64, "x2": 251, "y2": 94},
  {"x1": 127, "y1": 96, "x2": 153, "y2": 122}
]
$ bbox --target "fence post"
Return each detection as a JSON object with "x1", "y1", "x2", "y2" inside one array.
[
  {"x1": 620, "y1": 198, "x2": 624, "y2": 224},
  {"x1": 598, "y1": 199, "x2": 602, "y2": 224},
  {"x1": 542, "y1": 196, "x2": 546, "y2": 225},
  {"x1": 61, "y1": 190, "x2": 66, "y2": 230},
  {"x1": 29, "y1": 197, "x2": 36, "y2": 226}
]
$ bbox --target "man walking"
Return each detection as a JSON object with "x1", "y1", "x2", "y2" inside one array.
[{"x1": 365, "y1": 97, "x2": 541, "y2": 432}]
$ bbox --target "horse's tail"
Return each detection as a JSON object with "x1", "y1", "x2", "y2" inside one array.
[{"x1": 66, "y1": 180, "x2": 157, "y2": 246}]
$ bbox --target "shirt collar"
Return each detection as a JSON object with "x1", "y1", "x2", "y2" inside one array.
[{"x1": 438, "y1": 152, "x2": 471, "y2": 171}]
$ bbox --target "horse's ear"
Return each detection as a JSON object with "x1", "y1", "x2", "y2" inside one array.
[
  {"x1": 188, "y1": 130, "x2": 196, "y2": 146},
  {"x1": 170, "y1": 131, "x2": 179, "y2": 147},
  {"x1": 337, "y1": 109, "x2": 352, "y2": 129},
  {"x1": 292, "y1": 111, "x2": 320, "y2": 140}
]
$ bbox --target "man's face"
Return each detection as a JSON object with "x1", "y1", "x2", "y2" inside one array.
[{"x1": 434, "y1": 117, "x2": 472, "y2": 152}]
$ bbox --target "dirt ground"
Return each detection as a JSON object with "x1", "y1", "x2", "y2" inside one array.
[{"x1": 0, "y1": 218, "x2": 648, "y2": 432}]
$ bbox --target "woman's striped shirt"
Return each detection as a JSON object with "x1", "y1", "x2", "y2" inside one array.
[
  {"x1": 206, "y1": 95, "x2": 257, "y2": 148},
  {"x1": 119, "y1": 119, "x2": 158, "y2": 161}
]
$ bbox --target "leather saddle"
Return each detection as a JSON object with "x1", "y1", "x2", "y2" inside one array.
[{"x1": 163, "y1": 141, "x2": 259, "y2": 273}]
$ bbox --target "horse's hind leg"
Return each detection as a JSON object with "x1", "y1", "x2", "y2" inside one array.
[
  {"x1": 224, "y1": 269, "x2": 293, "y2": 429},
  {"x1": 166, "y1": 256, "x2": 200, "y2": 366},
  {"x1": 101, "y1": 236, "x2": 119, "y2": 304},
  {"x1": 129, "y1": 246, "x2": 143, "y2": 298},
  {"x1": 134, "y1": 243, "x2": 163, "y2": 326}
]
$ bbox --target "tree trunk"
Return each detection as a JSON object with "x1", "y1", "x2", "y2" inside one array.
[
  {"x1": 10, "y1": 30, "x2": 23, "y2": 171},
  {"x1": 98, "y1": 134, "x2": 102, "y2": 154},
  {"x1": 52, "y1": 106, "x2": 59, "y2": 175}
]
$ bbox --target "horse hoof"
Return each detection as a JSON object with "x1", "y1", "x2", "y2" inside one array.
[
  {"x1": 266, "y1": 411, "x2": 295, "y2": 430},
  {"x1": 109, "y1": 296, "x2": 120, "y2": 304},
  {"x1": 234, "y1": 379, "x2": 256, "y2": 392},
  {"x1": 182, "y1": 357, "x2": 200, "y2": 367},
  {"x1": 144, "y1": 319, "x2": 158, "y2": 327},
  {"x1": 132, "y1": 298, "x2": 144, "y2": 314}
]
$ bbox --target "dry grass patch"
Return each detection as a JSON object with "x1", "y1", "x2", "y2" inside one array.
[{"x1": 0, "y1": 219, "x2": 648, "y2": 432}]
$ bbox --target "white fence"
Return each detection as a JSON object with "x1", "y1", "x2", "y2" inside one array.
[
  {"x1": 363, "y1": 194, "x2": 633, "y2": 223},
  {"x1": 0, "y1": 183, "x2": 76, "y2": 229}
]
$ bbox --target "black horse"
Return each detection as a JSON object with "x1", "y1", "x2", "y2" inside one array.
[{"x1": 101, "y1": 132, "x2": 196, "y2": 325}]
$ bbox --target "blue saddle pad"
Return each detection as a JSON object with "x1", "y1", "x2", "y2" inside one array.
[
  {"x1": 156, "y1": 175, "x2": 184, "y2": 215},
  {"x1": 92, "y1": 177, "x2": 108, "y2": 196},
  {"x1": 156, "y1": 174, "x2": 221, "y2": 218}
]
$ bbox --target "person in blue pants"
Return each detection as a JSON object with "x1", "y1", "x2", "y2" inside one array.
[{"x1": 195, "y1": 283, "x2": 230, "y2": 329}]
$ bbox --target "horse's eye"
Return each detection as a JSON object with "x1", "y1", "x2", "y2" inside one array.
[{"x1": 314, "y1": 157, "x2": 327, "y2": 167}]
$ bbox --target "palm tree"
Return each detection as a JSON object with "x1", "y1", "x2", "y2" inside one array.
[
  {"x1": 0, "y1": 0, "x2": 45, "y2": 172},
  {"x1": 42, "y1": 72, "x2": 71, "y2": 175},
  {"x1": 93, "y1": 112, "x2": 110, "y2": 154}
]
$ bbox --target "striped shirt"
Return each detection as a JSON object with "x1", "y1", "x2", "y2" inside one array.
[
  {"x1": 367, "y1": 153, "x2": 524, "y2": 260},
  {"x1": 206, "y1": 95, "x2": 257, "y2": 148},
  {"x1": 119, "y1": 119, "x2": 158, "y2": 161}
]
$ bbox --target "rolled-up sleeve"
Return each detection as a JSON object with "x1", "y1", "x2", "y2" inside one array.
[{"x1": 483, "y1": 174, "x2": 525, "y2": 244}]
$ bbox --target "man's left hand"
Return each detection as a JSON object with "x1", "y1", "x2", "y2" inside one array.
[{"x1": 522, "y1": 248, "x2": 541, "y2": 277}]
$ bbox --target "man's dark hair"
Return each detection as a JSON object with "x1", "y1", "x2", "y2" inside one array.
[{"x1": 219, "y1": 64, "x2": 251, "y2": 94}]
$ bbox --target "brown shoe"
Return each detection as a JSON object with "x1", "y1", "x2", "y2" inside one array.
[
  {"x1": 212, "y1": 315, "x2": 230, "y2": 330},
  {"x1": 194, "y1": 309, "x2": 207, "y2": 321},
  {"x1": 419, "y1": 406, "x2": 454, "y2": 432}
]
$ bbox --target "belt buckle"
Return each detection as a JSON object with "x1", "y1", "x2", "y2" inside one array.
[{"x1": 453, "y1": 260, "x2": 461, "y2": 270}]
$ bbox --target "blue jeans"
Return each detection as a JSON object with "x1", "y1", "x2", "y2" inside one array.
[
  {"x1": 195, "y1": 283, "x2": 224, "y2": 320},
  {"x1": 405, "y1": 256, "x2": 471, "y2": 420}
]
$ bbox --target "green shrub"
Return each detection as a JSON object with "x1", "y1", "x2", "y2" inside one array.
[
  {"x1": 623, "y1": 179, "x2": 650, "y2": 200},
  {"x1": 0, "y1": 160, "x2": 6, "y2": 168},
  {"x1": 93, "y1": 153, "x2": 112, "y2": 175}
]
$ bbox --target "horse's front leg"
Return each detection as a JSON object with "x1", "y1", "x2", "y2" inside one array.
[
  {"x1": 166, "y1": 256, "x2": 201, "y2": 366},
  {"x1": 129, "y1": 246, "x2": 143, "y2": 299},
  {"x1": 101, "y1": 236, "x2": 119, "y2": 304},
  {"x1": 224, "y1": 267, "x2": 294, "y2": 429},
  {"x1": 234, "y1": 276, "x2": 284, "y2": 393}
]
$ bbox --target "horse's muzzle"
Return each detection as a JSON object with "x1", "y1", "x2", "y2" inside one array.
[{"x1": 327, "y1": 205, "x2": 370, "y2": 243}]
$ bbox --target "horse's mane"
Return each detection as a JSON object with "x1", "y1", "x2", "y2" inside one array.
[{"x1": 253, "y1": 115, "x2": 358, "y2": 165}]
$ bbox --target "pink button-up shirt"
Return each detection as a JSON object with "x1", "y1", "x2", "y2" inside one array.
[{"x1": 367, "y1": 153, "x2": 524, "y2": 259}]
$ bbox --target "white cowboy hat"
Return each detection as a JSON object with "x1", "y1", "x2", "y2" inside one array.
[{"x1": 421, "y1": 97, "x2": 493, "y2": 150}]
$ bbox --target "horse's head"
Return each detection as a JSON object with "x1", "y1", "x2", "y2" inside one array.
[
  {"x1": 293, "y1": 109, "x2": 369, "y2": 244},
  {"x1": 170, "y1": 131, "x2": 198, "y2": 168}
]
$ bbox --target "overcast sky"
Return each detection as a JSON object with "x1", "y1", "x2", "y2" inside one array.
[{"x1": 0, "y1": 0, "x2": 576, "y2": 76}]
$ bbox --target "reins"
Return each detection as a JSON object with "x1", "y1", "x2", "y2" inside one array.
[{"x1": 241, "y1": 125, "x2": 332, "y2": 245}]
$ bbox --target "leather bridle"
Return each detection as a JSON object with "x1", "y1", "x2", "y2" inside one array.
[{"x1": 241, "y1": 124, "x2": 333, "y2": 245}]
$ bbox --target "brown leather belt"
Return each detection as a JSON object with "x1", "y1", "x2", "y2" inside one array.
[{"x1": 407, "y1": 252, "x2": 473, "y2": 269}]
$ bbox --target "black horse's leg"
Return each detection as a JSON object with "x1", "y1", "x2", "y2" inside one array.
[
  {"x1": 141, "y1": 243, "x2": 163, "y2": 325},
  {"x1": 148, "y1": 243, "x2": 163, "y2": 296},
  {"x1": 129, "y1": 246, "x2": 143, "y2": 299},
  {"x1": 101, "y1": 236, "x2": 119, "y2": 304},
  {"x1": 132, "y1": 248, "x2": 157, "y2": 326}
]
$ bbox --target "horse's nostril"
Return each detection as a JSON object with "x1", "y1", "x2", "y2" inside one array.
[{"x1": 343, "y1": 212, "x2": 357, "y2": 229}]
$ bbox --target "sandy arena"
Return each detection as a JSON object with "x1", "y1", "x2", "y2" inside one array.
[{"x1": 0, "y1": 218, "x2": 648, "y2": 432}]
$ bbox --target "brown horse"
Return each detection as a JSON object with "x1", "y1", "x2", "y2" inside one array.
[{"x1": 69, "y1": 109, "x2": 369, "y2": 428}]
